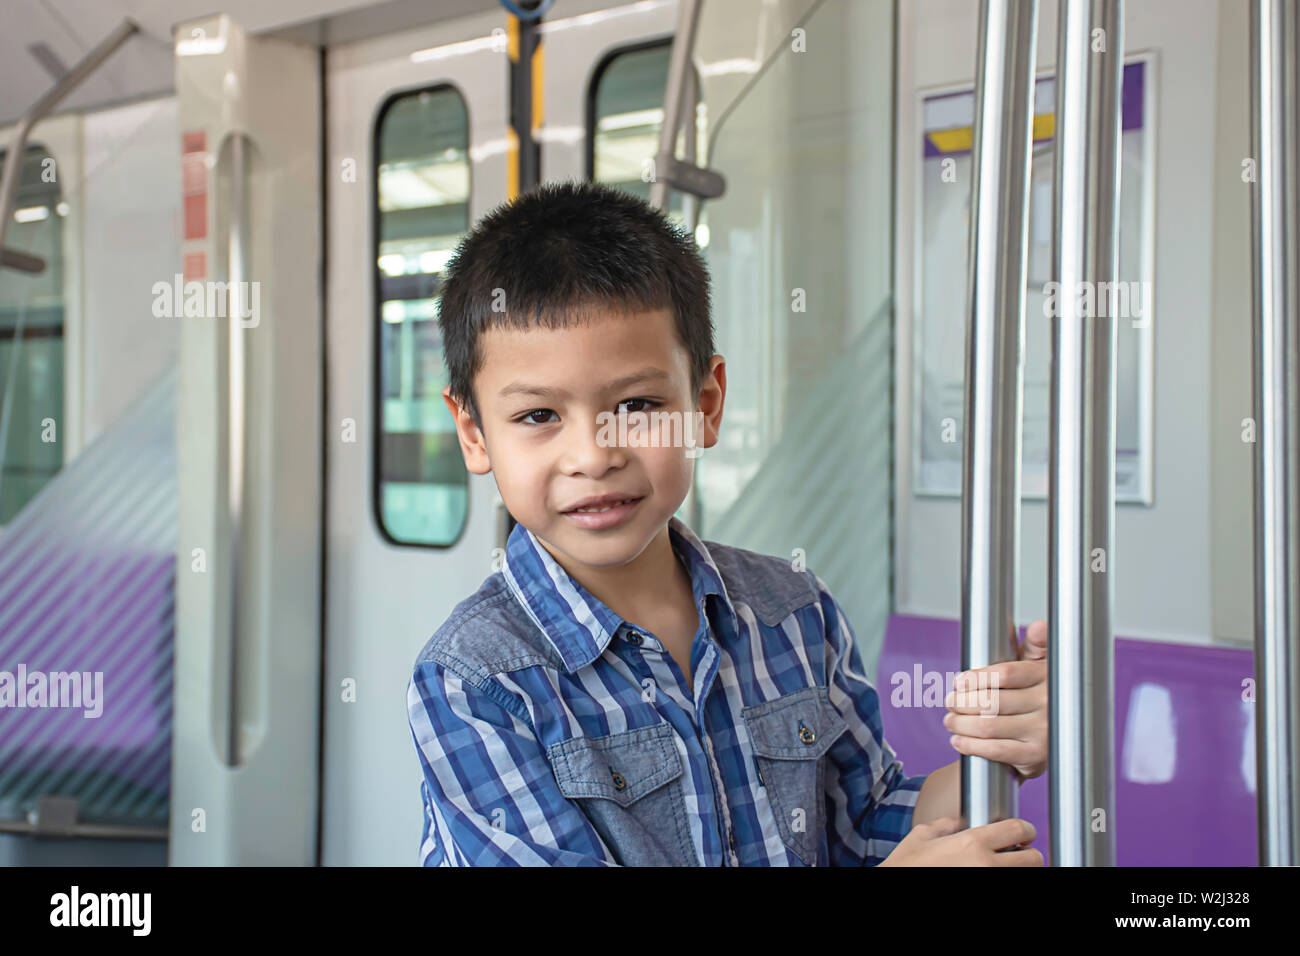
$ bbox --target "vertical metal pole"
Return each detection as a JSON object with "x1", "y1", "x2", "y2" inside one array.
[
  {"x1": 226, "y1": 131, "x2": 251, "y2": 766},
  {"x1": 680, "y1": 64, "x2": 705, "y2": 535},
  {"x1": 1249, "y1": 0, "x2": 1300, "y2": 868},
  {"x1": 1048, "y1": 0, "x2": 1123, "y2": 868},
  {"x1": 961, "y1": 0, "x2": 1038, "y2": 831},
  {"x1": 506, "y1": 3, "x2": 543, "y2": 200},
  {"x1": 681, "y1": 67, "x2": 700, "y2": 232},
  {"x1": 501, "y1": 1, "x2": 544, "y2": 545},
  {"x1": 650, "y1": 0, "x2": 702, "y2": 210},
  {"x1": 652, "y1": 0, "x2": 703, "y2": 528}
]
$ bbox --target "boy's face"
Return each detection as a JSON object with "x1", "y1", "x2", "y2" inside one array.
[{"x1": 442, "y1": 306, "x2": 725, "y2": 571}]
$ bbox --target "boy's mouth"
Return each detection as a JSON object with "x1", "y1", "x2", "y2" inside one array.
[
  {"x1": 561, "y1": 494, "x2": 644, "y2": 514},
  {"x1": 560, "y1": 495, "x2": 645, "y2": 529}
]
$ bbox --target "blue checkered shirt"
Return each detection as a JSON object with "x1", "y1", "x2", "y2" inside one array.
[{"x1": 407, "y1": 516, "x2": 927, "y2": 865}]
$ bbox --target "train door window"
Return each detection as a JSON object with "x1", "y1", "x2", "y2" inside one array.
[
  {"x1": 588, "y1": 40, "x2": 704, "y2": 229},
  {"x1": 374, "y1": 86, "x2": 470, "y2": 546},
  {"x1": 0, "y1": 144, "x2": 64, "y2": 526}
]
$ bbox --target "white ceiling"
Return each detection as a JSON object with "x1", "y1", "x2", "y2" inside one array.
[{"x1": 0, "y1": 0, "x2": 496, "y2": 126}]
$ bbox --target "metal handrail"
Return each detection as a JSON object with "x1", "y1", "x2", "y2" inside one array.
[
  {"x1": 1249, "y1": 0, "x2": 1300, "y2": 867},
  {"x1": 960, "y1": 0, "x2": 1038, "y2": 833},
  {"x1": 224, "y1": 132, "x2": 252, "y2": 767},
  {"x1": 0, "y1": 819, "x2": 167, "y2": 841},
  {"x1": 0, "y1": 19, "x2": 139, "y2": 272},
  {"x1": 649, "y1": 0, "x2": 702, "y2": 210},
  {"x1": 1048, "y1": 0, "x2": 1124, "y2": 868}
]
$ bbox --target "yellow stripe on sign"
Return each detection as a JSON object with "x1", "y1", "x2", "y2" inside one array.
[
  {"x1": 926, "y1": 113, "x2": 1057, "y2": 154},
  {"x1": 507, "y1": 15, "x2": 519, "y2": 62},
  {"x1": 928, "y1": 127, "x2": 971, "y2": 153},
  {"x1": 507, "y1": 126, "x2": 519, "y2": 199},
  {"x1": 531, "y1": 38, "x2": 544, "y2": 133}
]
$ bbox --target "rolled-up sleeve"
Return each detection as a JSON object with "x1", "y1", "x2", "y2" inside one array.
[
  {"x1": 814, "y1": 577, "x2": 929, "y2": 866},
  {"x1": 407, "y1": 658, "x2": 619, "y2": 866}
]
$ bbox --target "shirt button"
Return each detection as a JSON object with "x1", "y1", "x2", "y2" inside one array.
[
  {"x1": 611, "y1": 771, "x2": 626, "y2": 791},
  {"x1": 627, "y1": 631, "x2": 643, "y2": 645},
  {"x1": 798, "y1": 722, "x2": 816, "y2": 745}
]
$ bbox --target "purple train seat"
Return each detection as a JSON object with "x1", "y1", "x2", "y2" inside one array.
[
  {"x1": 0, "y1": 547, "x2": 174, "y2": 827},
  {"x1": 877, "y1": 614, "x2": 1257, "y2": 866},
  {"x1": 0, "y1": 370, "x2": 176, "y2": 835}
]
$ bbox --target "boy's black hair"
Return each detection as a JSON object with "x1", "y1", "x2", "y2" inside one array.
[{"x1": 437, "y1": 178, "x2": 714, "y2": 430}]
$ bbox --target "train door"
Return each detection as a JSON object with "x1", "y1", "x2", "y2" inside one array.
[
  {"x1": 321, "y1": 10, "x2": 507, "y2": 865},
  {"x1": 320, "y1": 0, "x2": 896, "y2": 865},
  {"x1": 320, "y1": 0, "x2": 686, "y2": 867}
]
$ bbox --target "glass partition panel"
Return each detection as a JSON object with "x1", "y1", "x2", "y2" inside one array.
[
  {"x1": 697, "y1": 0, "x2": 896, "y2": 671},
  {"x1": 0, "y1": 144, "x2": 64, "y2": 526}
]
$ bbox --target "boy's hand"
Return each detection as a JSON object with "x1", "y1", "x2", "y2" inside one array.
[
  {"x1": 878, "y1": 816, "x2": 1043, "y2": 866},
  {"x1": 942, "y1": 619, "x2": 1049, "y2": 782}
]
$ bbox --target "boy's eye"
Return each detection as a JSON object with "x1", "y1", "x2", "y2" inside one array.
[
  {"x1": 618, "y1": 398, "x2": 658, "y2": 415},
  {"x1": 517, "y1": 408, "x2": 557, "y2": 425},
  {"x1": 514, "y1": 398, "x2": 660, "y2": 426}
]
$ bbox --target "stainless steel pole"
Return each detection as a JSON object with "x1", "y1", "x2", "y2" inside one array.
[
  {"x1": 681, "y1": 66, "x2": 699, "y2": 233},
  {"x1": 960, "y1": 0, "x2": 1038, "y2": 831},
  {"x1": 1048, "y1": 0, "x2": 1123, "y2": 868},
  {"x1": 1249, "y1": 0, "x2": 1300, "y2": 868},
  {"x1": 649, "y1": 0, "x2": 702, "y2": 210},
  {"x1": 225, "y1": 132, "x2": 251, "y2": 766}
]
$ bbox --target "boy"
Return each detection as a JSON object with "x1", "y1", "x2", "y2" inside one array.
[{"x1": 406, "y1": 179, "x2": 1049, "y2": 866}]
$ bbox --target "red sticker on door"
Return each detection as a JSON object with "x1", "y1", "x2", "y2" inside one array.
[
  {"x1": 183, "y1": 251, "x2": 206, "y2": 281},
  {"x1": 182, "y1": 130, "x2": 207, "y2": 241}
]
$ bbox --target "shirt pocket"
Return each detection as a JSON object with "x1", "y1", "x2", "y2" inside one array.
[
  {"x1": 742, "y1": 685, "x2": 849, "y2": 866},
  {"x1": 547, "y1": 721, "x2": 698, "y2": 867}
]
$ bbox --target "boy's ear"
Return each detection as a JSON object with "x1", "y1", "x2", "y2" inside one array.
[
  {"x1": 694, "y1": 354, "x2": 727, "y2": 450},
  {"x1": 443, "y1": 385, "x2": 492, "y2": 474}
]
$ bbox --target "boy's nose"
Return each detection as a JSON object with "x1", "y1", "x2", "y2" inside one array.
[{"x1": 559, "y1": 415, "x2": 628, "y2": 477}]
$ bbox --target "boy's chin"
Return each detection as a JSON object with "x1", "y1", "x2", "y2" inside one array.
[{"x1": 542, "y1": 514, "x2": 667, "y2": 558}]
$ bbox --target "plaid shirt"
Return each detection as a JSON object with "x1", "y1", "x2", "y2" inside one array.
[{"x1": 407, "y1": 515, "x2": 926, "y2": 866}]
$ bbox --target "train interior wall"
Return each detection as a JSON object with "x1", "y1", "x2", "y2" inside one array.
[
  {"x1": 894, "y1": 0, "x2": 1254, "y2": 649},
  {"x1": 0, "y1": 0, "x2": 1266, "y2": 865}
]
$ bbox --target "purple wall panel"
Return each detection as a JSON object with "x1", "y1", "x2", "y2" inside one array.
[{"x1": 878, "y1": 614, "x2": 1256, "y2": 866}]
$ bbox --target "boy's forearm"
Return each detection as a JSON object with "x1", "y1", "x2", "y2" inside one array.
[{"x1": 911, "y1": 759, "x2": 961, "y2": 828}]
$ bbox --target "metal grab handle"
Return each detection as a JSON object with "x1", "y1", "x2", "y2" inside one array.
[
  {"x1": 1, "y1": 248, "x2": 45, "y2": 274},
  {"x1": 960, "y1": 0, "x2": 1038, "y2": 833},
  {"x1": 1249, "y1": 0, "x2": 1300, "y2": 867},
  {"x1": 649, "y1": 0, "x2": 703, "y2": 210},
  {"x1": 0, "y1": 19, "x2": 138, "y2": 268},
  {"x1": 1048, "y1": 0, "x2": 1124, "y2": 868},
  {"x1": 222, "y1": 131, "x2": 253, "y2": 767}
]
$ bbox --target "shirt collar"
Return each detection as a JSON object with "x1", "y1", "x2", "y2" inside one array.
[{"x1": 501, "y1": 514, "x2": 738, "y2": 674}]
